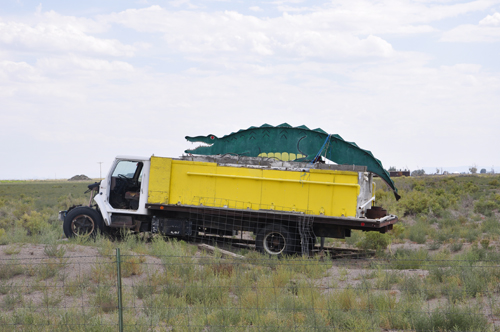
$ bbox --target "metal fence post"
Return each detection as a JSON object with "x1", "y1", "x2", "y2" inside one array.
[{"x1": 116, "y1": 248, "x2": 124, "y2": 332}]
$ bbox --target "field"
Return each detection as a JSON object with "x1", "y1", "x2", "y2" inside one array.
[{"x1": 0, "y1": 175, "x2": 500, "y2": 331}]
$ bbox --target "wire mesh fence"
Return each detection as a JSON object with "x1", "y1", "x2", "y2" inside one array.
[
  {"x1": 181, "y1": 202, "x2": 320, "y2": 257},
  {"x1": 0, "y1": 245, "x2": 500, "y2": 331}
]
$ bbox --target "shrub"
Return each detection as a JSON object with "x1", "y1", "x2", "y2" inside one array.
[
  {"x1": 356, "y1": 232, "x2": 390, "y2": 251},
  {"x1": 12, "y1": 203, "x2": 31, "y2": 220},
  {"x1": 15, "y1": 211, "x2": 50, "y2": 234},
  {"x1": 185, "y1": 280, "x2": 227, "y2": 306},
  {"x1": 0, "y1": 228, "x2": 6, "y2": 245},
  {"x1": 374, "y1": 270, "x2": 401, "y2": 290},
  {"x1": 0, "y1": 261, "x2": 24, "y2": 280},
  {"x1": 408, "y1": 222, "x2": 427, "y2": 244},
  {"x1": 463, "y1": 181, "x2": 480, "y2": 194},
  {"x1": 57, "y1": 193, "x2": 83, "y2": 210},
  {"x1": 435, "y1": 226, "x2": 460, "y2": 243},
  {"x1": 412, "y1": 304, "x2": 489, "y2": 332},
  {"x1": 345, "y1": 230, "x2": 364, "y2": 247},
  {"x1": 480, "y1": 238, "x2": 490, "y2": 249},
  {"x1": 399, "y1": 275, "x2": 426, "y2": 297},
  {"x1": 375, "y1": 189, "x2": 390, "y2": 201},
  {"x1": 35, "y1": 259, "x2": 66, "y2": 280},
  {"x1": 41, "y1": 286, "x2": 63, "y2": 307},
  {"x1": 91, "y1": 286, "x2": 116, "y2": 313},
  {"x1": 44, "y1": 244, "x2": 66, "y2": 258},
  {"x1": 2, "y1": 290, "x2": 23, "y2": 310},
  {"x1": 398, "y1": 191, "x2": 430, "y2": 216},
  {"x1": 121, "y1": 254, "x2": 146, "y2": 277},
  {"x1": 488, "y1": 179, "x2": 499, "y2": 187},
  {"x1": 482, "y1": 217, "x2": 500, "y2": 235},
  {"x1": 474, "y1": 199, "x2": 497, "y2": 216},
  {"x1": 391, "y1": 248, "x2": 429, "y2": 270},
  {"x1": 439, "y1": 216, "x2": 459, "y2": 228},
  {"x1": 390, "y1": 223, "x2": 405, "y2": 239},
  {"x1": 426, "y1": 241, "x2": 441, "y2": 250},
  {"x1": 135, "y1": 284, "x2": 156, "y2": 300},
  {"x1": 449, "y1": 241, "x2": 463, "y2": 252},
  {"x1": 463, "y1": 227, "x2": 481, "y2": 243}
]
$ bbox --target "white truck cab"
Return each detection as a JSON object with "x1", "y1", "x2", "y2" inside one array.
[{"x1": 94, "y1": 156, "x2": 151, "y2": 225}]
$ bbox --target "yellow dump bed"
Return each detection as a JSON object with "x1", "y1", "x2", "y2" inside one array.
[{"x1": 147, "y1": 156, "x2": 364, "y2": 218}]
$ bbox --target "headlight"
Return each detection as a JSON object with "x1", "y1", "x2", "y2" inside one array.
[{"x1": 58, "y1": 211, "x2": 67, "y2": 221}]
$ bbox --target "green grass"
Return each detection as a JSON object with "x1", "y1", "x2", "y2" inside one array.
[
  {"x1": 0, "y1": 180, "x2": 91, "y2": 244},
  {"x1": 0, "y1": 180, "x2": 92, "y2": 210}
]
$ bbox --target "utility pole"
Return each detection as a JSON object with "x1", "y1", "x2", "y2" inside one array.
[{"x1": 97, "y1": 162, "x2": 103, "y2": 180}]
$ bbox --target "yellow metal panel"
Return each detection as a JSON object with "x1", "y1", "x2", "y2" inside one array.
[
  {"x1": 213, "y1": 166, "x2": 263, "y2": 209},
  {"x1": 260, "y1": 168, "x2": 310, "y2": 213},
  {"x1": 148, "y1": 156, "x2": 360, "y2": 217},
  {"x1": 169, "y1": 160, "x2": 218, "y2": 205},
  {"x1": 148, "y1": 157, "x2": 172, "y2": 204}
]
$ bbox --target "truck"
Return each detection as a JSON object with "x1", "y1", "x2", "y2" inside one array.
[{"x1": 60, "y1": 154, "x2": 398, "y2": 256}]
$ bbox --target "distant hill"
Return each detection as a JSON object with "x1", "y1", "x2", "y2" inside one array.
[{"x1": 68, "y1": 174, "x2": 91, "y2": 181}]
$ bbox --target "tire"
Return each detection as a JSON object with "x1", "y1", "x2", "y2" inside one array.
[
  {"x1": 63, "y1": 206, "x2": 104, "y2": 239},
  {"x1": 256, "y1": 224, "x2": 297, "y2": 256}
]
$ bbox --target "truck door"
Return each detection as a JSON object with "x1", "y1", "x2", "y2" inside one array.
[{"x1": 109, "y1": 160, "x2": 144, "y2": 210}]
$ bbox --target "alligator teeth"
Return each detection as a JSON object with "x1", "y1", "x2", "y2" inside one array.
[{"x1": 190, "y1": 142, "x2": 213, "y2": 150}]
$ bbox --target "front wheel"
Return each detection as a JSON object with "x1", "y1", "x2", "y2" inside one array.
[
  {"x1": 256, "y1": 224, "x2": 296, "y2": 256},
  {"x1": 63, "y1": 207, "x2": 104, "y2": 238}
]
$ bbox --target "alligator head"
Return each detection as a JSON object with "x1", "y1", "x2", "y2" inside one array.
[{"x1": 185, "y1": 134, "x2": 219, "y2": 155}]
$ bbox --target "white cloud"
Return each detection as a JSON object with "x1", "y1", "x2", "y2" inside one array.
[
  {"x1": 99, "y1": 1, "x2": 496, "y2": 62},
  {"x1": 38, "y1": 10, "x2": 110, "y2": 34},
  {"x1": 276, "y1": 5, "x2": 317, "y2": 12},
  {"x1": 168, "y1": 0, "x2": 200, "y2": 9},
  {"x1": 439, "y1": 10, "x2": 500, "y2": 42},
  {"x1": 2, "y1": 45, "x2": 497, "y2": 174},
  {"x1": 275, "y1": 0, "x2": 497, "y2": 29},
  {"x1": 36, "y1": 55, "x2": 134, "y2": 73},
  {"x1": 479, "y1": 12, "x2": 500, "y2": 26},
  {"x1": 105, "y1": 6, "x2": 396, "y2": 60},
  {"x1": 0, "y1": 60, "x2": 36, "y2": 80},
  {"x1": 0, "y1": 19, "x2": 134, "y2": 56},
  {"x1": 249, "y1": 6, "x2": 263, "y2": 12}
]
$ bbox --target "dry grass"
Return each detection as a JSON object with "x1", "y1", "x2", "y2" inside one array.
[{"x1": 0, "y1": 176, "x2": 498, "y2": 330}]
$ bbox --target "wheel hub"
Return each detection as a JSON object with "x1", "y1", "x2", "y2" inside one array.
[
  {"x1": 71, "y1": 214, "x2": 95, "y2": 237},
  {"x1": 263, "y1": 231, "x2": 286, "y2": 255}
]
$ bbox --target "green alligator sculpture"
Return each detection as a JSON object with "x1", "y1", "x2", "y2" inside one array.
[{"x1": 185, "y1": 123, "x2": 400, "y2": 200}]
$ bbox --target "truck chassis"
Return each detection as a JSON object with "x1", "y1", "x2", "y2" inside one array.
[{"x1": 60, "y1": 155, "x2": 398, "y2": 256}]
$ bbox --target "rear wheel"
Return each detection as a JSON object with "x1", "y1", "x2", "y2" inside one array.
[
  {"x1": 63, "y1": 207, "x2": 104, "y2": 238},
  {"x1": 256, "y1": 224, "x2": 296, "y2": 256}
]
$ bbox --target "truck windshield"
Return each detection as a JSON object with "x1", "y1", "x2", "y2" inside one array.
[{"x1": 112, "y1": 161, "x2": 141, "y2": 178}]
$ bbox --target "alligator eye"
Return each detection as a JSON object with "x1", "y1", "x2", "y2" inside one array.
[{"x1": 210, "y1": 135, "x2": 215, "y2": 140}]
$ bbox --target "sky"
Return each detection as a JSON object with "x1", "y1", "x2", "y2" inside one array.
[{"x1": 1, "y1": 0, "x2": 499, "y2": 179}]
